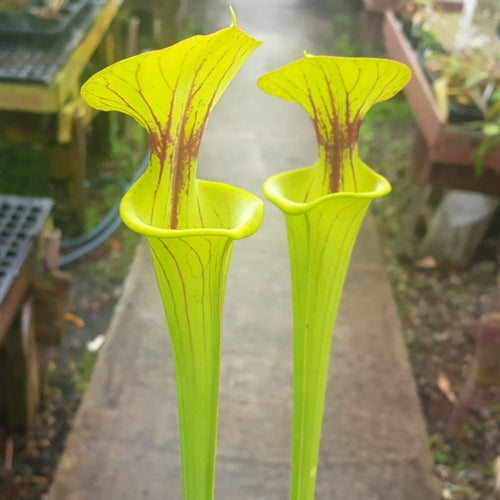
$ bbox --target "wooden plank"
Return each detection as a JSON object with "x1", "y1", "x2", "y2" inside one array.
[
  {"x1": 476, "y1": 312, "x2": 500, "y2": 386},
  {"x1": 0, "y1": 82, "x2": 60, "y2": 113},
  {"x1": 33, "y1": 271, "x2": 71, "y2": 346},
  {"x1": 0, "y1": 299, "x2": 39, "y2": 432},
  {"x1": 383, "y1": 10, "x2": 446, "y2": 147},
  {"x1": 52, "y1": 0, "x2": 124, "y2": 110},
  {"x1": 363, "y1": 0, "x2": 400, "y2": 13},
  {"x1": 0, "y1": 253, "x2": 35, "y2": 345},
  {"x1": 365, "y1": 0, "x2": 463, "y2": 12},
  {"x1": 433, "y1": 129, "x2": 500, "y2": 172},
  {"x1": 430, "y1": 163, "x2": 500, "y2": 195},
  {"x1": 383, "y1": 9, "x2": 500, "y2": 196}
]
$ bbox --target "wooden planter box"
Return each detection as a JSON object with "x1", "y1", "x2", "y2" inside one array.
[
  {"x1": 364, "y1": 0, "x2": 462, "y2": 13},
  {"x1": 363, "y1": 0, "x2": 400, "y2": 13},
  {"x1": 383, "y1": 10, "x2": 500, "y2": 195}
]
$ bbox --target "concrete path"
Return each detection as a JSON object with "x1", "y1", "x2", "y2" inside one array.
[{"x1": 49, "y1": 1, "x2": 439, "y2": 499}]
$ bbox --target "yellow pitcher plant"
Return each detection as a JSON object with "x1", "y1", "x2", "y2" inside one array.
[
  {"x1": 81, "y1": 10, "x2": 262, "y2": 500},
  {"x1": 259, "y1": 54, "x2": 410, "y2": 500}
]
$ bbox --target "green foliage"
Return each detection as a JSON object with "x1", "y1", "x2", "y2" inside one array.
[
  {"x1": 46, "y1": 351, "x2": 98, "y2": 394},
  {"x1": 180, "y1": 17, "x2": 204, "y2": 39},
  {"x1": 360, "y1": 98, "x2": 413, "y2": 145},
  {"x1": 434, "y1": 451, "x2": 453, "y2": 466},
  {"x1": 330, "y1": 1, "x2": 380, "y2": 58},
  {"x1": 332, "y1": 10, "x2": 359, "y2": 57},
  {"x1": 429, "y1": 433, "x2": 452, "y2": 465},
  {"x1": 73, "y1": 351, "x2": 99, "y2": 392}
]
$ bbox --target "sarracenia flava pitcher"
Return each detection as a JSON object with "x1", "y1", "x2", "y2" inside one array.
[
  {"x1": 259, "y1": 54, "x2": 410, "y2": 500},
  {"x1": 81, "y1": 11, "x2": 263, "y2": 500}
]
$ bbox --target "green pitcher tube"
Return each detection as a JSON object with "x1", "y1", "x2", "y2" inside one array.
[
  {"x1": 81, "y1": 11, "x2": 263, "y2": 500},
  {"x1": 259, "y1": 54, "x2": 411, "y2": 500}
]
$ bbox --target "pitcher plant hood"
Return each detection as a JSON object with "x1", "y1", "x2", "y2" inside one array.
[
  {"x1": 82, "y1": 7, "x2": 263, "y2": 234},
  {"x1": 259, "y1": 53, "x2": 410, "y2": 209}
]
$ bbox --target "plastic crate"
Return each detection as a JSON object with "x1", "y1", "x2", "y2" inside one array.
[
  {"x1": 0, "y1": 0, "x2": 100, "y2": 84},
  {"x1": 0, "y1": 0, "x2": 93, "y2": 43},
  {"x1": 0, "y1": 195, "x2": 53, "y2": 304}
]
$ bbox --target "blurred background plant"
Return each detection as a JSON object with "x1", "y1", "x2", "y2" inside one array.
[{"x1": 396, "y1": 0, "x2": 500, "y2": 174}]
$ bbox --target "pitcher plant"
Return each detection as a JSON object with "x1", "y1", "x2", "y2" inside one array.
[
  {"x1": 258, "y1": 54, "x2": 410, "y2": 500},
  {"x1": 81, "y1": 10, "x2": 262, "y2": 500}
]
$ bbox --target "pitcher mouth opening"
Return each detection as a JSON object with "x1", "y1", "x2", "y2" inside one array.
[
  {"x1": 120, "y1": 179, "x2": 264, "y2": 240},
  {"x1": 263, "y1": 163, "x2": 391, "y2": 216}
]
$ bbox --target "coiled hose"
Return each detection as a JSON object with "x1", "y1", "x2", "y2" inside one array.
[{"x1": 59, "y1": 149, "x2": 149, "y2": 267}]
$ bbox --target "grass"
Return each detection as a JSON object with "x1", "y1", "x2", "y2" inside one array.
[{"x1": 360, "y1": 98, "x2": 415, "y2": 146}]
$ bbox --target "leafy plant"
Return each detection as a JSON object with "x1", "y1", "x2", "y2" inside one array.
[
  {"x1": 399, "y1": 1, "x2": 500, "y2": 174},
  {"x1": 259, "y1": 54, "x2": 410, "y2": 500},
  {"x1": 81, "y1": 10, "x2": 263, "y2": 500},
  {"x1": 426, "y1": 51, "x2": 499, "y2": 114}
]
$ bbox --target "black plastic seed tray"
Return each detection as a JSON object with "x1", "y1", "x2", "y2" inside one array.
[
  {"x1": 0, "y1": 195, "x2": 53, "y2": 305},
  {"x1": 0, "y1": 0, "x2": 101, "y2": 84},
  {"x1": 0, "y1": 0, "x2": 93, "y2": 43}
]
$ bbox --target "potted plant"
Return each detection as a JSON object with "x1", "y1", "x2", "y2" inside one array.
[{"x1": 383, "y1": 1, "x2": 500, "y2": 193}]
